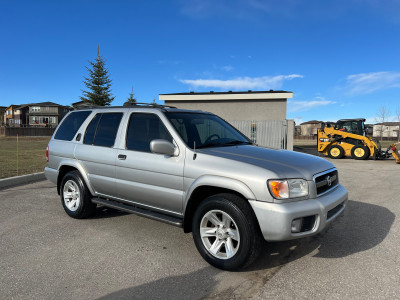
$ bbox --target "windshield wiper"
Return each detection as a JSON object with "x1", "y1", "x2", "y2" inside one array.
[
  {"x1": 196, "y1": 142, "x2": 222, "y2": 149},
  {"x1": 221, "y1": 140, "x2": 253, "y2": 146}
]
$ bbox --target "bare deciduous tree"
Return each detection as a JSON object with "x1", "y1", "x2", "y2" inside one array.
[{"x1": 374, "y1": 106, "x2": 391, "y2": 142}]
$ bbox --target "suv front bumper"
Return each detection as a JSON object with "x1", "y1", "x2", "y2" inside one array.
[{"x1": 249, "y1": 184, "x2": 348, "y2": 241}]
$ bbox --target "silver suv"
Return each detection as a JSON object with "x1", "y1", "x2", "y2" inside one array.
[{"x1": 45, "y1": 105, "x2": 347, "y2": 270}]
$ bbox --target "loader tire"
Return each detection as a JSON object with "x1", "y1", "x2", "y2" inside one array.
[
  {"x1": 328, "y1": 145, "x2": 344, "y2": 159},
  {"x1": 351, "y1": 145, "x2": 370, "y2": 160}
]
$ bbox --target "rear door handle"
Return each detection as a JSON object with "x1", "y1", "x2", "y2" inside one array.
[{"x1": 118, "y1": 154, "x2": 127, "y2": 160}]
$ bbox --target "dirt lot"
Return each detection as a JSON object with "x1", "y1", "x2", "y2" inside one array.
[
  {"x1": 0, "y1": 157, "x2": 399, "y2": 299},
  {"x1": 0, "y1": 137, "x2": 50, "y2": 179}
]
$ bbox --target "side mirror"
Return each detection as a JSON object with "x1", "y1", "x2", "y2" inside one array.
[
  {"x1": 366, "y1": 127, "x2": 373, "y2": 135},
  {"x1": 150, "y1": 139, "x2": 178, "y2": 156}
]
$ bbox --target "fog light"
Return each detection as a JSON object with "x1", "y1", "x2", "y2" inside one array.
[{"x1": 291, "y1": 218, "x2": 302, "y2": 233}]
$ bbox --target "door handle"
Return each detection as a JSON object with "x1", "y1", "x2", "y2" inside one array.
[{"x1": 118, "y1": 154, "x2": 127, "y2": 160}]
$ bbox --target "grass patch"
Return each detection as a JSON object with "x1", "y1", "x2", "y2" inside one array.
[{"x1": 0, "y1": 136, "x2": 50, "y2": 179}]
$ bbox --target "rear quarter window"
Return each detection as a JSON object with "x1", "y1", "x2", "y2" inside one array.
[{"x1": 54, "y1": 111, "x2": 92, "y2": 141}]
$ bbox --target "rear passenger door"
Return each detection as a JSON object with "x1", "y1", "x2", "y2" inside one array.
[
  {"x1": 75, "y1": 112, "x2": 123, "y2": 197},
  {"x1": 115, "y1": 112, "x2": 184, "y2": 215}
]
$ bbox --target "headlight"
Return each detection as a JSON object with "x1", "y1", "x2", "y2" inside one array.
[{"x1": 268, "y1": 179, "x2": 308, "y2": 199}]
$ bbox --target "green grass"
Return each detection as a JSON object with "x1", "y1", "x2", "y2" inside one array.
[{"x1": 0, "y1": 136, "x2": 50, "y2": 179}]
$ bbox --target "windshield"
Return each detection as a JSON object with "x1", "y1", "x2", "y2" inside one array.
[{"x1": 165, "y1": 112, "x2": 252, "y2": 149}]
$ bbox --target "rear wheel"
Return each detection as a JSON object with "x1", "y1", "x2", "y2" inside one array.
[
  {"x1": 351, "y1": 145, "x2": 370, "y2": 160},
  {"x1": 60, "y1": 171, "x2": 96, "y2": 218},
  {"x1": 192, "y1": 193, "x2": 262, "y2": 271},
  {"x1": 328, "y1": 145, "x2": 344, "y2": 159}
]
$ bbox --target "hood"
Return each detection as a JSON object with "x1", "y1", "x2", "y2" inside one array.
[{"x1": 198, "y1": 145, "x2": 335, "y2": 180}]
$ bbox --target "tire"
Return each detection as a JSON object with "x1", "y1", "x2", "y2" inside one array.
[
  {"x1": 192, "y1": 193, "x2": 262, "y2": 271},
  {"x1": 328, "y1": 145, "x2": 344, "y2": 159},
  {"x1": 351, "y1": 145, "x2": 370, "y2": 160},
  {"x1": 60, "y1": 170, "x2": 96, "y2": 219}
]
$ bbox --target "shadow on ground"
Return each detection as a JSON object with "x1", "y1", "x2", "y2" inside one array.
[
  {"x1": 96, "y1": 267, "x2": 219, "y2": 300},
  {"x1": 242, "y1": 199, "x2": 394, "y2": 272},
  {"x1": 95, "y1": 199, "x2": 394, "y2": 299}
]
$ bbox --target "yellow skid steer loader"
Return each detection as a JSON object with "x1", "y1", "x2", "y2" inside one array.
[{"x1": 317, "y1": 118, "x2": 400, "y2": 163}]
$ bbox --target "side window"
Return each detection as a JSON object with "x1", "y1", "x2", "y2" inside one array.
[
  {"x1": 126, "y1": 113, "x2": 173, "y2": 152},
  {"x1": 87, "y1": 113, "x2": 123, "y2": 147},
  {"x1": 55, "y1": 111, "x2": 91, "y2": 141},
  {"x1": 169, "y1": 118, "x2": 188, "y2": 144},
  {"x1": 83, "y1": 114, "x2": 102, "y2": 145}
]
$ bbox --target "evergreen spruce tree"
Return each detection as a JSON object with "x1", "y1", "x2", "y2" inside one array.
[
  {"x1": 123, "y1": 87, "x2": 137, "y2": 106},
  {"x1": 80, "y1": 47, "x2": 114, "y2": 106}
]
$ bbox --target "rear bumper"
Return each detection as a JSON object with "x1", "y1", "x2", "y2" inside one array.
[
  {"x1": 44, "y1": 166, "x2": 58, "y2": 185},
  {"x1": 249, "y1": 184, "x2": 348, "y2": 241}
]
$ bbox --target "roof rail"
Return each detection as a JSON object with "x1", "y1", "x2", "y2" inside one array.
[
  {"x1": 123, "y1": 102, "x2": 177, "y2": 109},
  {"x1": 75, "y1": 102, "x2": 177, "y2": 111}
]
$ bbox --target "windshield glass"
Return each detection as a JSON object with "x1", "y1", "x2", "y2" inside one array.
[{"x1": 165, "y1": 112, "x2": 251, "y2": 149}]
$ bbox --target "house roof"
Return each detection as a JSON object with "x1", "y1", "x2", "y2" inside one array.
[
  {"x1": 159, "y1": 90, "x2": 293, "y2": 101},
  {"x1": 160, "y1": 90, "x2": 291, "y2": 95},
  {"x1": 374, "y1": 122, "x2": 400, "y2": 126},
  {"x1": 16, "y1": 102, "x2": 65, "y2": 109},
  {"x1": 300, "y1": 120, "x2": 322, "y2": 125}
]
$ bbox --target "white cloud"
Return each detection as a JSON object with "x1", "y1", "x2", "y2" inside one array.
[
  {"x1": 288, "y1": 96, "x2": 335, "y2": 113},
  {"x1": 345, "y1": 71, "x2": 400, "y2": 95},
  {"x1": 180, "y1": 74, "x2": 303, "y2": 90},
  {"x1": 221, "y1": 65, "x2": 234, "y2": 72}
]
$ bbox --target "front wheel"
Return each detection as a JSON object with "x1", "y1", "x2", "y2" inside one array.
[
  {"x1": 328, "y1": 145, "x2": 344, "y2": 159},
  {"x1": 192, "y1": 193, "x2": 262, "y2": 270}
]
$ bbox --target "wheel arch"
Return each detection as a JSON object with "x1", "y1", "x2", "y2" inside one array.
[
  {"x1": 57, "y1": 161, "x2": 94, "y2": 196},
  {"x1": 183, "y1": 176, "x2": 256, "y2": 233}
]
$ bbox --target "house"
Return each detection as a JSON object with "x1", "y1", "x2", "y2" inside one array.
[
  {"x1": 72, "y1": 100, "x2": 93, "y2": 109},
  {"x1": 300, "y1": 120, "x2": 323, "y2": 136},
  {"x1": 0, "y1": 106, "x2": 6, "y2": 126},
  {"x1": 4, "y1": 102, "x2": 70, "y2": 127},
  {"x1": 373, "y1": 122, "x2": 400, "y2": 139},
  {"x1": 4, "y1": 105, "x2": 17, "y2": 126}
]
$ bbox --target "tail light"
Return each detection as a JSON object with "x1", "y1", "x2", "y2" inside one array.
[{"x1": 46, "y1": 145, "x2": 49, "y2": 162}]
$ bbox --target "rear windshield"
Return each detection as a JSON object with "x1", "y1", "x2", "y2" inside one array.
[{"x1": 54, "y1": 111, "x2": 92, "y2": 141}]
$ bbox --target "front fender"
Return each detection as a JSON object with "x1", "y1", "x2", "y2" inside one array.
[{"x1": 183, "y1": 175, "x2": 256, "y2": 213}]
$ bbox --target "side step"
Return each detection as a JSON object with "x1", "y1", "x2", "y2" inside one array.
[{"x1": 91, "y1": 197, "x2": 183, "y2": 228}]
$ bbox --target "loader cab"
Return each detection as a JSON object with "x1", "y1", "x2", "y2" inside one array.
[{"x1": 335, "y1": 119, "x2": 366, "y2": 136}]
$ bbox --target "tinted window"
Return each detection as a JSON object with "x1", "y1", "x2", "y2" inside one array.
[
  {"x1": 55, "y1": 111, "x2": 91, "y2": 141},
  {"x1": 126, "y1": 113, "x2": 172, "y2": 152},
  {"x1": 83, "y1": 114, "x2": 102, "y2": 145},
  {"x1": 166, "y1": 112, "x2": 249, "y2": 148},
  {"x1": 92, "y1": 113, "x2": 123, "y2": 147}
]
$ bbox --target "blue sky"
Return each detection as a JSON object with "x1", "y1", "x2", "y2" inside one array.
[{"x1": 1, "y1": 0, "x2": 400, "y2": 124}]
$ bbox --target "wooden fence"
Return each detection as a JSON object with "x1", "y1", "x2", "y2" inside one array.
[{"x1": 0, "y1": 127, "x2": 55, "y2": 137}]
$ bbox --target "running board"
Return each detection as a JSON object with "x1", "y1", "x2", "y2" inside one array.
[{"x1": 91, "y1": 197, "x2": 183, "y2": 227}]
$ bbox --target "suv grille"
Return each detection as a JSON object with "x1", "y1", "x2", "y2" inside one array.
[{"x1": 315, "y1": 169, "x2": 339, "y2": 196}]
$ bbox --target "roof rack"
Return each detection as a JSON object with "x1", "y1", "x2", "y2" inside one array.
[
  {"x1": 123, "y1": 102, "x2": 177, "y2": 109},
  {"x1": 75, "y1": 102, "x2": 177, "y2": 111}
]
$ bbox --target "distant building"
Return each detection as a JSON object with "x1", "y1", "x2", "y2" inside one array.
[
  {"x1": 72, "y1": 100, "x2": 93, "y2": 110},
  {"x1": 0, "y1": 106, "x2": 6, "y2": 126},
  {"x1": 373, "y1": 122, "x2": 400, "y2": 139},
  {"x1": 159, "y1": 90, "x2": 292, "y2": 121},
  {"x1": 300, "y1": 120, "x2": 323, "y2": 136},
  {"x1": 4, "y1": 102, "x2": 71, "y2": 127},
  {"x1": 4, "y1": 105, "x2": 17, "y2": 126}
]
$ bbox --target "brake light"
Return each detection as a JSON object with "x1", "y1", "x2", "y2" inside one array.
[{"x1": 46, "y1": 145, "x2": 49, "y2": 162}]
